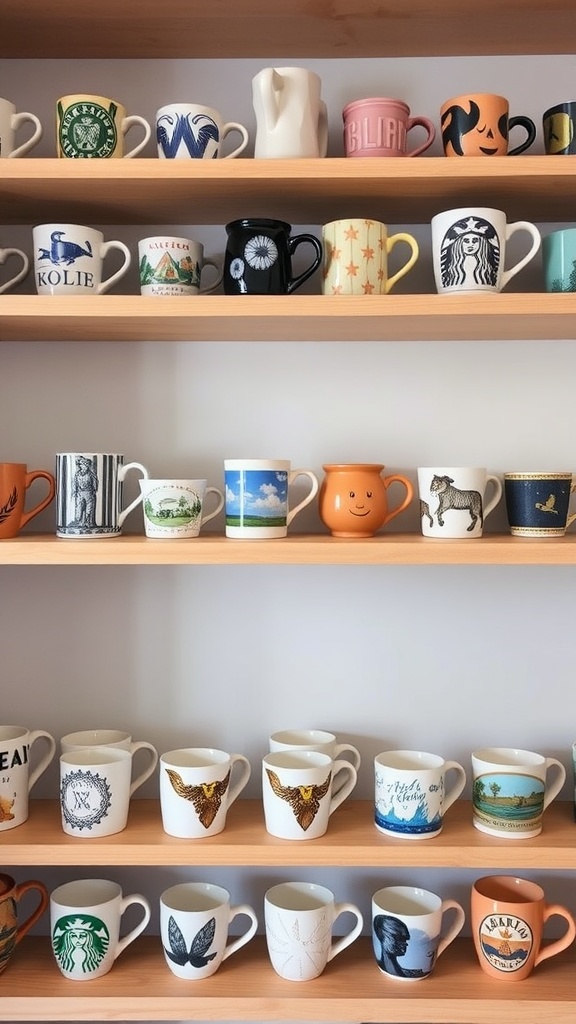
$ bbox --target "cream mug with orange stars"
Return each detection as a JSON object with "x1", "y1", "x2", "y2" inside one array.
[{"x1": 321, "y1": 218, "x2": 419, "y2": 295}]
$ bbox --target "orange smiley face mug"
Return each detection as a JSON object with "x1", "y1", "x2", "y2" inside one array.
[
  {"x1": 319, "y1": 464, "x2": 413, "y2": 538},
  {"x1": 440, "y1": 93, "x2": 536, "y2": 156}
]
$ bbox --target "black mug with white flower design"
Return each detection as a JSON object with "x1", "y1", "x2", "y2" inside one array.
[{"x1": 224, "y1": 218, "x2": 322, "y2": 294}]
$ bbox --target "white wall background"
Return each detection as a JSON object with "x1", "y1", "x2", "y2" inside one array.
[{"x1": 1, "y1": 52, "x2": 576, "y2": 1015}]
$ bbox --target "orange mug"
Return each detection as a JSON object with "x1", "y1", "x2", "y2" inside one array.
[
  {"x1": 0, "y1": 462, "x2": 55, "y2": 538},
  {"x1": 441, "y1": 93, "x2": 536, "y2": 156},
  {"x1": 0, "y1": 873, "x2": 49, "y2": 974},
  {"x1": 319, "y1": 463, "x2": 413, "y2": 538},
  {"x1": 471, "y1": 875, "x2": 576, "y2": 981}
]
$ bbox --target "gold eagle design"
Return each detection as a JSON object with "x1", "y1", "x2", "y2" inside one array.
[
  {"x1": 165, "y1": 768, "x2": 231, "y2": 829},
  {"x1": 265, "y1": 769, "x2": 331, "y2": 831}
]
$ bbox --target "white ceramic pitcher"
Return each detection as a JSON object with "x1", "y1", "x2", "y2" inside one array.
[{"x1": 252, "y1": 67, "x2": 328, "y2": 158}]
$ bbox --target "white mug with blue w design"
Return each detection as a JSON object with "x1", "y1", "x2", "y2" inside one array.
[
  {"x1": 156, "y1": 103, "x2": 249, "y2": 159},
  {"x1": 375, "y1": 749, "x2": 466, "y2": 839},
  {"x1": 33, "y1": 223, "x2": 131, "y2": 295},
  {"x1": 56, "y1": 453, "x2": 149, "y2": 538}
]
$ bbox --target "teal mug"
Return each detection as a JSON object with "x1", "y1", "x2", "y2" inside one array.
[{"x1": 542, "y1": 228, "x2": 576, "y2": 292}]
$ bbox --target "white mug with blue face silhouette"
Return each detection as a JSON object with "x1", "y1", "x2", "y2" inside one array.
[
  {"x1": 372, "y1": 886, "x2": 465, "y2": 981},
  {"x1": 33, "y1": 223, "x2": 131, "y2": 295},
  {"x1": 156, "y1": 103, "x2": 249, "y2": 159}
]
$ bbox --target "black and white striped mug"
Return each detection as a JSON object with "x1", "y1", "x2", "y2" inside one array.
[{"x1": 56, "y1": 453, "x2": 149, "y2": 538}]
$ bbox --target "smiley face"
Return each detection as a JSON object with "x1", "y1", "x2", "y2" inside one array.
[
  {"x1": 342, "y1": 489, "x2": 381, "y2": 525},
  {"x1": 441, "y1": 99, "x2": 508, "y2": 156}
]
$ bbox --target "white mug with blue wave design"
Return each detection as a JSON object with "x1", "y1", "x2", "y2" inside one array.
[
  {"x1": 156, "y1": 103, "x2": 249, "y2": 159},
  {"x1": 374, "y1": 749, "x2": 466, "y2": 840}
]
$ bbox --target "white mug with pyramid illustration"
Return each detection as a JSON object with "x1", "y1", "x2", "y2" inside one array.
[{"x1": 138, "y1": 236, "x2": 223, "y2": 296}]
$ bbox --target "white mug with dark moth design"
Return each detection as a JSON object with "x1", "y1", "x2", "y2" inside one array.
[{"x1": 160, "y1": 882, "x2": 257, "y2": 979}]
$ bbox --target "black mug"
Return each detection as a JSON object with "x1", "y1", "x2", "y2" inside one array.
[
  {"x1": 543, "y1": 101, "x2": 576, "y2": 155},
  {"x1": 224, "y1": 218, "x2": 322, "y2": 295}
]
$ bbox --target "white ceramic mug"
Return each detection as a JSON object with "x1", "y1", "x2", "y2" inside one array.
[
  {"x1": 59, "y1": 747, "x2": 150, "y2": 837},
  {"x1": 33, "y1": 224, "x2": 131, "y2": 296},
  {"x1": 160, "y1": 882, "x2": 258, "y2": 979},
  {"x1": 138, "y1": 236, "x2": 223, "y2": 296},
  {"x1": 160, "y1": 747, "x2": 251, "y2": 838},
  {"x1": 56, "y1": 453, "x2": 149, "y2": 538},
  {"x1": 60, "y1": 729, "x2": 158, "y2": 790},
  {"x1": 224, "y1": 459, "x2": 319, "y2": 539},
  {"x1": 269, "y1": 729, "x2": 361, "y2": 795},
  {"x1": 0, "y1": 725, "x2": 56, "y2": 831},
  {"x1": 374, "y1": 749, "x2": 466, "y2": 839},
  {"x1": 471, "y1": 746, "x2": 566, "y2": 838},
  {"x1": 57, "y1": 94, "x2": 151, "y2": 158},
  {"x1": 418, "y1": 467, "x2": 503, "y2": 539},
  {"x1": 139, "y1": 479, "x2": 224, "y2": 538},
  {"x1": 156, "y1": 103, "x2": 249, "y2": 159},
  {"x1": 431, "y1": 206, "x2": 541, "y2": 294},
  {"x1": 372, "y1": 885, "x2": 465, "y2": 980},
  {"x1": 50, "y1": 879, "x2": 151, "y2": 979},
  {"x1": 262, "y1": 750, "x2": 357, "y2": 840},
  {"x1": 0, "y1": 97, "x2": 43, "y2": 157},
  {"x1": 265, "y1": 882, "x2": 363, "y2": 980}
]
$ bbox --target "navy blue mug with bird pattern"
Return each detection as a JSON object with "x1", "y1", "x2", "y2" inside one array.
[
  {"x1": 33, "y1": 223, "x2": 131, "y2": 295},
  {"x1": 224, "y1": 218, "x2": 323, "y2": 295},
  {"x1": 156, "y1": 103, "x2": 249, "y2": 159}
]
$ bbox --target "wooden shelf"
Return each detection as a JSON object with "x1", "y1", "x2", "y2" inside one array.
[
  {"x1": 4, "y1": 533, "x2": 576, "y2": 566},
  {"x1": 4, "y1": 801, "x2": 576, "y2": 868},
  {"x1": 1, "y1": 157, "x2": 576, "y2": 225},
  {"x1": 3, "y1": 0, "x2": 575, "y2": 58}
]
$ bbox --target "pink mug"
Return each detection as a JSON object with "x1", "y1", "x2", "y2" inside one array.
[{"x1": 343, "y1": 97, "x2": 436, "y2": 158}]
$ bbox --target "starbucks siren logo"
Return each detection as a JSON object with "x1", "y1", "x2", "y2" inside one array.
[{"x1": 59, "y1": 100, "x2": 118, "y2": 158}]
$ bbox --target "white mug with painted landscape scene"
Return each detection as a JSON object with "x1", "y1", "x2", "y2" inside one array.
[
  {"x1": 418, "y1": 467, "x2": 502, "y2": 539},
  {"x1": 471, "y1": 747, "x2": 566, "y2": 839},
  {"x1": 139, "y1": 479, "x2": 224, "y2": 538},
  {"x1": 224, "y1": 459, "x2": 319, "y2": 539},
  {"x1": 138, "y1": 236, "x2": 223, "y2": 296},
  {"x1": 431, "y1": 207, "x2": 540, "y2": 294}
]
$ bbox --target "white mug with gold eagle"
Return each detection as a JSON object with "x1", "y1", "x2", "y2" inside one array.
[
  {"x1": 159, "y1": 747, "x2": 251, "y2": 838},
  {"x1": 262, "y1": 750, "x2": 357, "y2": 840}
]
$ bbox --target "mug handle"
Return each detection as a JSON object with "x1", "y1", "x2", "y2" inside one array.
[
  {"x1": 381, "y1": 474, "x2": 414, "y2": 526},
  {"x1": 441, "y1": 760, "x2": 467, "y2": 815},
  {"x1": 221, "y1": 121, "x2": 249, "y2": 160},
  {"x1": 221, "y1": 904, "x2": 258, "y2": 962},
  {"x1": 122, "y1": 115, "x2": 152, "y2": 158},
  {"x1": 98, "y1": 240, "x2": 132, "y2": 294},
  {"x1": 115, "y1": 894, "x2": 151, "y2": 960},
  {"x1": 286, "y1": 469, "x2": 319, "y2": 526},
  {"x1": 483, "y1": 474, "x2": 503, "y2": 519},
  {"x1": 199, "y1": 256, "x2": 224, "y2": 295},
  {"x1": 542, "y1": 757, "x2": 566, "y2": 812},
  {"x1": 128, "y1": 741, "x2": 159, "y2": 796},
  {"x1": 508, "y1": 115, "x2": 537, "y2": 155},
  {"x1": 566, "y1": 479, "x2": 576, "y2": 529},
  {"x1": 406, "y1": 116, "x2": 436, "y2": 157},
  {"x1": 14, "y1": 880, "x2": 49, "y2": 944},
  {"x1": 27, "y1": 729, "x2": 57, "y2": 791},
  {"x1": 20, "y1": 470, "x2": 56, "y2": 530},
  {"x1": 334, "y1": 743, "x2": 362, "y2": 773},
  {"x1": 10, "y1": 112, "x2": 43, "y2": 158},
  {"x1": 501, "y1": 221, "x2": 541, "y2": 290},
  {"x1": 118, "y1": 461, "x2": 149, "y2": 527},
  {"x1": 436, "y1": 899, "x2": 466, "y2": 960},
  {"x1": 327, "y1": 902, "x2": 364, "y2": 963},
  {"x1": 200, "y1": 487, "x2": 225, "y2": 525},
  {"x1": 535, "y1": 902, "x2": 576, "y2": 967},
  {"x1": 328, "y1": 759, "x2": 357, "y2": 816},
  {"x1": 287, "y1": 234, "x2": 323, "y2": 293},
  {"x1": 385, "y1": 233, "x2": 419, "y2": 293},
  {"x1": 226, "y1": 754, "x2": 252, "y2": 807},
  {"x1": 0, "y1": 247, "x2": 30, "y2": 294}
]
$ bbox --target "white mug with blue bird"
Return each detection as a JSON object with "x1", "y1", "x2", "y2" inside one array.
[
  {"x1": 160, "y1": 882, "x2": 258, "y2": 979},
  {"x1": 33, "y1": 223, "x2": 131, "y2": 295},
  {"x1": 156, "y1": 102, "x2": 249, "y2": 160}
]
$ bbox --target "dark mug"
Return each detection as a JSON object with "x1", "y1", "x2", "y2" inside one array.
[
  {"x1": 224, "y1": 218, "x2": 322, "y2": 295},
  {"x1": 543, "y1": 101, "x2": 576, "y2": 155}
]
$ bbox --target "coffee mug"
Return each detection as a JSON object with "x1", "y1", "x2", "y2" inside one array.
[
  {"x1": 343, "y1": 97, "x2": 436, "y2": 158},
  {"x1": 0, "y1": 97, "x2": 43, "y2": 157},
  {"x1": 224, "y1": 219, "x2": 322, "y2": 295},
  {"x1": 322, "y1": 219, "x2": 419, "y2": 295},
  {"x1": 140, "y1": 479, "x2": 224, "y2": 538},
  {"x1": 160, "y1": 747, "x2": 251, "y2": 838},
  {"x1": 542, "y1": 229, "x2": 576, "y2": 292},
  {"x1": 138, "y1": 236, "x2": 223, "y2": 296},
  {"x1": 269, "y1": 729, "x2": 361, "y2": 773},
  {"x1": 60, "y1": 729, "x2": 158, "y2": 789},
  {"x1": 156, "y1": 103, "x2": 249, "y2": 160},
  {"x1": 418, "y1": 467, "x2": 503, "y2": 539},
  {"x1": 224, "y1": 459, "x2": 318, "y2": 539},
  {"x1": 0, "y1": 463, "x2": 56, "y2": 539},
  {"x1": 471, "y1": 746, "x2": 566, "y2": 838},
  {"x1": 0, "y1": 873, "x2": 49, "y2": 974},
  {"x1": 440, "y1": 93, "x2": 536, "y2": 156},
  {"x1": 50, "y1": 878, "x2": 151, "y2": 979},
  {"x1": 160, "y1": 882, "x2": 258, "y2": 979},
  {"x1": 56, "y1": 453, "x2": 149, "y2": 538},
  {"x1": 319, "y1": 463, "x2": 414, "y2": 538},
  {"x1": 57, "y1": 94, "x2": 151, "y2": 158},
  {"x1": 262, "y1": 750, "x2": 357, "y2": 840},
  {"x1": 33, "y1": 223, "x2": 131, "y2": 296},
  {"x1": 0, "y1": 243, "x2": 29, "y2": 294},
  {"x1": 265, "y1": 882, "x2": 363, "y2": 981},
  {"x1": 59, "y1": 746, "x2": 151, "y2": 837},
  {"x1": 471, "y1": 875, "x2": 576, "y2": 981},
  {"x1": 374, "y1": 749, "x2": 466, "y2": 839},
  {"x1": 431, "y1": 207, "x2": 541, "y2": 294},
  {"x1": 0, "y1": 725, "x2": 56, "y2": 831},
  {"x1": 372, "y1": 885, "x2": 465, "y2": 980},
  {"x1": 543, "y1": 101, "x2": 576, "y2": 155},
  {"x1": 504, "y1": 471, "x2": 576, "y2": 537}
]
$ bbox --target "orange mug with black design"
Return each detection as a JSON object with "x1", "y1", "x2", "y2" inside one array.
[
  {"x1": 0, "y1": 462, "x2": 55, "y2": 538},
  {"x1": 441, "y1": 93, "x2": 536, "y2": 156}
]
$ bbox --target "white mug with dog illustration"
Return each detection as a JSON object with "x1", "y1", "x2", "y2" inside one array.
[
  {"x1": 33, "y1": 223, "x2": 131, "y2": 295},
  {"x1": 418, "y1": 467, "x2": 502, "y2": 539}
]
